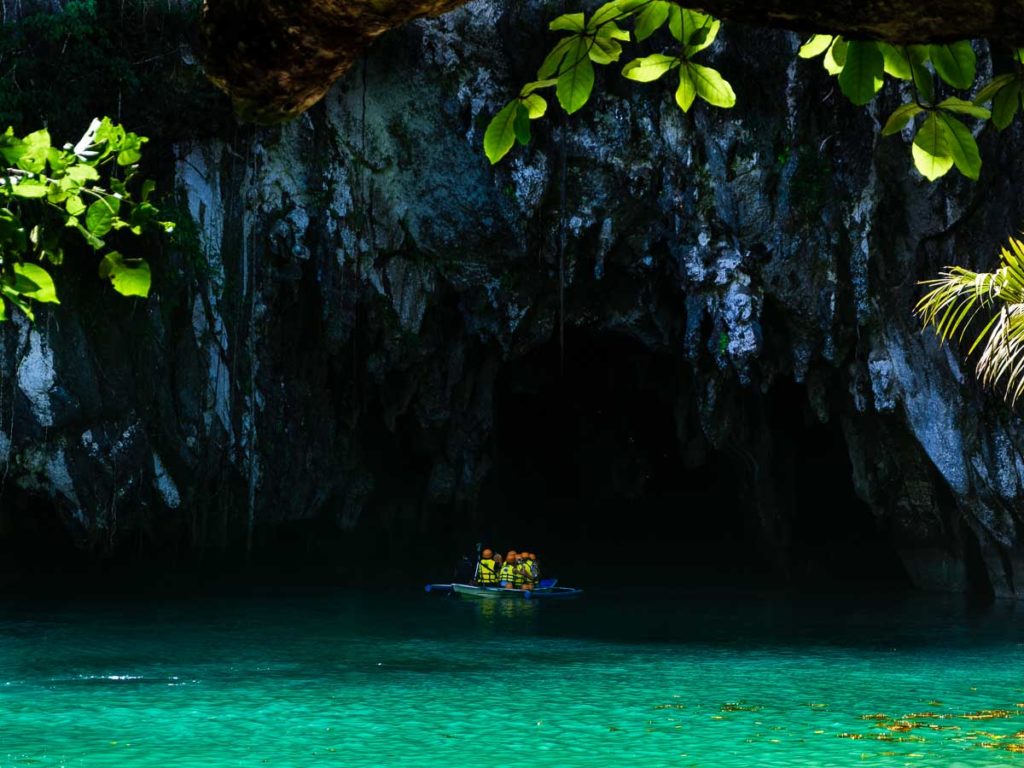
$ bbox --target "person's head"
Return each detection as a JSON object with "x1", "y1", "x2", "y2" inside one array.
[
  {"x1": 521, "y1": 552, "x2": 531, "y2": 562},
  {"x1": 482, "y1": 548, "x2": 493, "y2": 560},
  {"x1": 529, "y1": 553, "x2": 537, "y2": 562},
  {"x1": 493, "y1": 553, "x2": 503, "y2": 565},
  {"x1": 506, "y1": 551, "x2": 518, "y2": 563}
]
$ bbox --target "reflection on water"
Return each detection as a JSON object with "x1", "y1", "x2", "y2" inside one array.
[{"x1": 0, "y1": 588, "x2": 1022, "y2": 767}]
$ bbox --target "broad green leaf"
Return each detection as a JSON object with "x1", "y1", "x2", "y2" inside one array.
[
  {"x1": 513, "y1": 103, "x2": 532, "y2": 145},
  {"x1": 140, "y1": 179, "x2": 157, "y2": 203},
  {"x1": 522, "y1": 94, "x2": 547, "y2": 118},
  {"x1": 622, "y1": 53, "x2": 679, "y2": 83},
  {"x1": 597, "y1": 22, "x2": 631, "y2": 41},
  {"x1": 798, "y1": 34, "x2": 833, "y2": 59},
  {"x1": 64, "y1": 164, "x2": 99, "y2": 183},
  {"x1": 7, "y1": 271, "x2": 40, "y2": 294},
  {"x1": 823, "y1": 38, "x2": 848, "y2": 76},
  {"x1": 680, "y1": 10, "x2": 718, "y2": 52},
  {"x1": 667, "y1": 5, "x2": 682, "y2": 42},
  {"x1": 587, "y1": 2, "x2": 621, "y2": 29},
  {"x1": 689, "y1": 63, "x2": 736, "y2": 108},
  {"x1": 937, "y1": 97, "x2": 990, "y2": 119},
  {"x1": 881, "y1": 102, "x2": 924, "y2": 136},
  {"x1": 912, "y1": 114, "x2": 954, "y2": 181},
  {"x1": 17, "y1": 129, "x2": 50, "y2": 173},
  {"x1": 86, "y1": 196, "x2": 121, "y2": 236},
  {"x1": 878, "y1": 43, "x2": 912, "y2": 80},
  {"x1": 550, "y1": 13, "x2": 585, "y2": 32},
  {"x1": 837, "y1": 41, "x2": 884, "y2": 105},
  {"x1": 0, "y1": 286, "x2": 34, "y2": 322},
  {"x1": 556, "y1": 39, "x2": 595, "y2": 114},
  {"x1": 676, "y1": 65, "x2": 696, "y2": 112},
  {"x1": 521, "y1": 79, "x2": 557, "y2": 96},
  {"x1": 116, "y1": 133, "x2": 146, "y2": 166},
  {"x1": 10, "y1": 179, "x2": 47, "y2": 199},
  {"x1": 589, "y1": 36, "x2": 623, "y2": 64},
  {"x1": 992, "y1": 80, "x2": 1021, "y2": 129},
  {"x1": 973, "y1": 73, "x2": 1014, "y2": 105},
  {"x1": 99, "y1": 251, "x2": 151, "y2": 298},
  {"x1": 537, "y1": 37, "x2": 576, "y2": 79},
  {"x1": 69, "y1": 220, "x2": 105, "y2": 250},
  {"x1": 12, "y1": 262, "x2": 59, "y2": 304},
  {"x1": 936, "y1": 112, "x2": 981, "y2": 180},
  {"x1": 910, "y1": 59, "x2": 935, "y2": 103},
  {"x1": 634, "y1": 1, "x2": 669, "y2": 41},
  {"x1": 65, "y1": 195, "x2": 86, "y2": 217},
  {"x1": 929, "y1": 42, "x2": 976, "y2": 90},
  {"x1": 483, "y1": 101, "x2": 518, "y2": 164},
  {"x1": 0, "y1": 298, "x2": 6, "y2": 322}
]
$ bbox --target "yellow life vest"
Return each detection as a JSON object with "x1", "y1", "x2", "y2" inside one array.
[
  {"x1": 477, "y1": 558, "x2": 498, "y2": 585},
  {"x1": 512, "y1": 562, "x2": 526, "y2": 588},
  {"x1": 499, "y1": 563, "x2": 514, "y2": 585}
]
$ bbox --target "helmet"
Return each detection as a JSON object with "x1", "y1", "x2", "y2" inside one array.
[{"x1": 482, "y1": 548, "x2": 493, "y2": 559}]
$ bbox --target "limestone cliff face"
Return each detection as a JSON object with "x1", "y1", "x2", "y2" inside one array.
[{"x1": 4, "y1": 1, "x2": 1024, "y2": 595}]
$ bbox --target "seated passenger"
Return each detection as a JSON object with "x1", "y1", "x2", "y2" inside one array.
[
  {"x1": 519, "y1": 552, "x2": 535, "y2": 589},
  {"x1": 500, "y1": 551, "x2": 518, "y2": 588},
  {"x1": 477, "y1": 548, "x2": 498, "y2": 585},
  {"x1": 512, "y1": 552, "x2": 527, "y2": 590}
]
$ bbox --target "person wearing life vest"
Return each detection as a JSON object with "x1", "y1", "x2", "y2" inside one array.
[
  {"x1": 476, "y1": 548, "x2": 498, "y2": 585},
  {"x1": 518, "y1": 552, "x2": 534, "y2": 589},
  {"x1": 500, "y1": 551, "x2": 518, "y2": 588},
  {"x1": 511, "y1": 552, "x2": 527, "y2": 589},
  {"x1": 524, "y1": 552, "x2": 539, "y2": 587}
]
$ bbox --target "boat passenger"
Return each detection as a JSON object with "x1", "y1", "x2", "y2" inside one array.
[
  {"x1": 526, "y1": 552, "x2": 540, "y2": 585},
  {"x1": 477, "y1": 548, "x2": 498, "y2": 585},
  {"x1": 519, "y1": 552, "x2": 535, "y2": 589},
  {"x1": 511, "y1": 553, "x2": 527, "y2": 590},
  {"x1": 500, "y1": 551, "x2": 518, "y2": 588}
]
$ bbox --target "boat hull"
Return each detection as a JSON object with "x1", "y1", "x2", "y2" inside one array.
[{"x1": 451, "y1": 584, "x2": 582, "y2": 600}]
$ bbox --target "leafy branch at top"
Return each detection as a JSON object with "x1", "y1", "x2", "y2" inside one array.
[
  {"x1": 484, "y1": 1, "x2": 734, "y2": 164},
  {"x1": 0, "y1": 117, "x2": 172, "y2": 322}
]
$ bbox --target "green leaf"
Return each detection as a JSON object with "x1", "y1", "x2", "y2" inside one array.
[
  {"x1": 0, "y1": 287, "x2": 34, "y2": 322},
  {"x1": 675, "y1": 65, "x2": 696, "y2": 112},
  {"x1": 823, "y1": 38, "x2": 848, "y2": 76},
  {"x1": 17, "y1": 129, "x2": 50, "y2": 173},
  {"x1": 936, "y1": 112, "x2": 981, "y2": 180},
  {"x1": 64, "y1": 164, "x2": 99, "y2": 183},
  {"x1": 634, "y1": 1, "x2": 669, "y2": 41},
  {"x1": 912, "y1": 114, "x2": 954, "y2": 181},
  {"x1": 522, "y1": 94, "x2": 547, "y2": 118},
  {"x1": 140, "y1": 179, "x2": 157, "y2": 203},
  {"x1": 538, "y1": 37, "x2": 577, "y2": 79},
  {"x1": 680, "y1": 10, "x2": 719, "y2": 52},
  {"x1": 937, "y1": 97, "x2": 990, "y2": 119},
  {"x1": 589, "y1": 36, "x2": 623, "y2": 65},
  {"x1": 972, "y1": 73, "x2": 1014, "y2": 105},
  {"x1": 689, "y1": 63, "x2": 736, "y2": 108},
  {"x1": 556, "y1": 39, "x2": 595, "y2": 114},
  {"x1": 65, "y1": 195, "x2": 86, "y2": 217},
  {"x1": 99, "y1": 251, "x2": 151, "y2": 298},
  {"x1": 622, "y1": 53, "x2": 679, "y2": 83},
  {"x1": 513, "y1": 103, "x2": 532, "y2": 146},
  {"x1": 483, "y1": 101, "x2": 519, "y2": 165},
  {"x1": 881, "y1": 102, "x2": 924, "y2": 136},
  {"x1": 878, "y1": 43, "x2": 912, "y2": 80},
  {"x1": 992, "y1": 80, "x2": 1021, "y2": 130},
  {"x1": 910, "y1": 59, "x2": 935, "y2": 103},
  {"x1": 69, "y1": 219, "x2": 106, "y2": 250},
  {"x1": 929, "y1": 42, "x2": 976, "y2": 90},
  {"x1": 798, "y1": 34, "x2": 833, "y2": 59},
  {"x1": 12, "y1": 262, "x2": 59, "y2": 304},
  {"x1": 0, "y1": 298, "x2": 7, "y2": 322},
  {"x1": 597, "y1": 22, "x2": 631, "y2": 41},
  {"x1": 667, "y1": 5, "x2": 682, "y2": 42},
  {"x1": 550, "y1": 13, "x2": 585, "y2": 32},
  {"x1": 587, "y1": 2, "x2": 621, "y2": 29},
  {"x1": 10, "y1": 179, "x2": 47, "y2": 199},
  {"x1": 837, "y1": 41, "x2": 884, "y2": 105},
  {"x1": 521, "y1": 79, "x2": 557, "y2": 96},
  {"x1": 86, "y1": 196, "x2": 121, "y2": 236}
]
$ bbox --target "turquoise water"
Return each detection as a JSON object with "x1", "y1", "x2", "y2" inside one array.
[{"x1": 2, "y1": 588, "x2": 1024, "y2": 767}]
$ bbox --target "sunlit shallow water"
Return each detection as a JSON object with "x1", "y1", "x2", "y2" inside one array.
[{"x1": 2, "y1": 587, "x2": 1024, "y2": 767}]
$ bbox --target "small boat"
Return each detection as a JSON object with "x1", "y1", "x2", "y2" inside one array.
[{"x1": 451, "y1": 583, "x2": 583, "y2": 600}]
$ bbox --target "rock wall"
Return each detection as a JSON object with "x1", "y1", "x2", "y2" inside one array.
[{"x1": 3, "y1": 1, "x2": 1024, "y2": 595}]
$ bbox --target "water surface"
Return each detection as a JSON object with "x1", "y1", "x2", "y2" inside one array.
[{"x1": 2, "y1": 587, "x2": 1024, "y2": 767}]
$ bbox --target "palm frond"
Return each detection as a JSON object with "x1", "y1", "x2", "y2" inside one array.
[{"x1": 917, "y1": 236, "x2": 1024, "y2": 403}]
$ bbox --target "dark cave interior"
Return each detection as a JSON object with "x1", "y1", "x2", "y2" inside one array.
[{"x1": 0, "y1": 329, "x2": 912, "y2": 593}]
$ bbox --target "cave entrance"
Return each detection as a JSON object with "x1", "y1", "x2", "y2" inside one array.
[
  {"x1": 479, "y1": 330, "x2": 762, "y2": 588},
  {"x1": 478, "y1": 330, "x2": 910, "y2": 590}
]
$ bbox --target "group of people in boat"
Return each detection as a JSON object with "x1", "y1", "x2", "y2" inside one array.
[{"x1": 475, "y1": 549, "x2": 540, "y2": 590}]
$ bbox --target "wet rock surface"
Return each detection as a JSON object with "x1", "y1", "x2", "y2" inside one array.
[{"x1": 5, "y1": 1, "x2": 1024, "y2": 595}]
